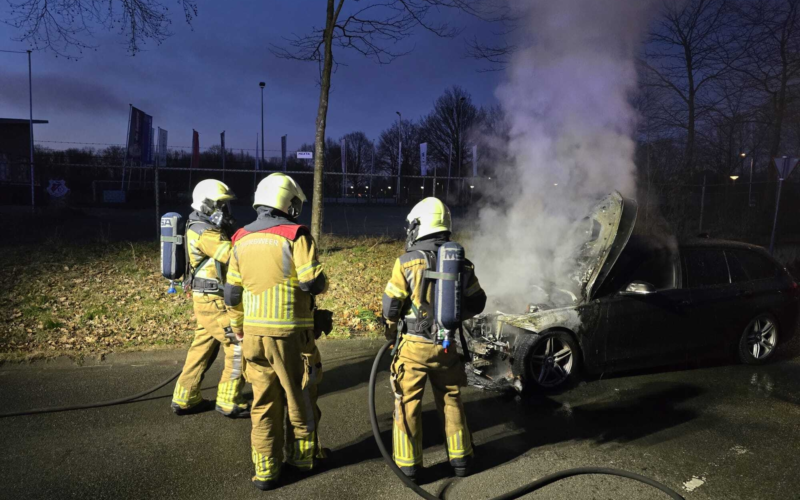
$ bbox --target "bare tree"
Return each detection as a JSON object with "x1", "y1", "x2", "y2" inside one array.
[
  {"x1": 271, "y1": 0, "x2": 503, "y2": 242},
  {"x1": 3, "y1": 0, "x2": 197, "y2": 57},
  {"x1": 420, "y1": 86, "x2": 481, "y2": 179},
  {"x1": 376, "y1": 118, "x2": 421, "y2": 178},
  {"x1": 729, "y1": 0, "x2": 800, "y2": 163},
  {"x1": 641, "y1": 0, "x2": 734, "y2": 171},
  {"x1": 341, "y1": 130, "x2": 374, "y2": 193}
]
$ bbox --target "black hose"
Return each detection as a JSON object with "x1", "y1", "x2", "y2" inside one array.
[
  {"x1": 0, "y1": 368, "x2": 182, "y2": 418},
  {"x1": 368, "y1": 340, "x2": 686, "y2": 500}
]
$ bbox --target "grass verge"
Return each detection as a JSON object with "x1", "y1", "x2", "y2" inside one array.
[{"x1": 0, "y1": 235, "x2": 404, "y2": 360}]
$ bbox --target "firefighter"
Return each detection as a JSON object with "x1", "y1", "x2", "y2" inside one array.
[
  {"x1": 171, "y1": 179, "x2": 250, "y2": 418},
  {"x1": 225, "y1": 173, "x2": 327, "y2": 491},
  {"x1": 382, "y1": 197, "x2": 487, "y2": 481}
]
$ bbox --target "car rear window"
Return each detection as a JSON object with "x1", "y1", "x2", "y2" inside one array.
[
  {"x1": 684, "y1": 248, "x2": 729, "y2": 288},
  {"x1": 727, "y1": 250, "x2": 779, "y2": 281}
]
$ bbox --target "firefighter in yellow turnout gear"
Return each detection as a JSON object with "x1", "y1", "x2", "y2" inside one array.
[
  {"x1": 225, "y1": 173, "x2": 328, "y2": 491},
  {"x1": 171, "y1": 179, "x2": 250, "y2": 418},
  {"x1": 383, "y1": 198, "x2": 487, "y2": 481}
]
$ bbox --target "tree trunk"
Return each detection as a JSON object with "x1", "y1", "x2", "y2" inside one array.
[{"x1": 311, "y1": 0, "x2": 340, "y2": 243}]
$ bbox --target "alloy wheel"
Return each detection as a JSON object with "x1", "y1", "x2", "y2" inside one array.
[
  {"x1": 745, "y1": 317, "x2": 778, "y2": 360},
  {"x1": 529, "y1": 336, "x2": 574, "y2": 388}
]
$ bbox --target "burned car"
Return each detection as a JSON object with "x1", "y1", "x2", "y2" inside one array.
[{"x1": 464, "y1": 192, "x2": 799, "y2": 392}]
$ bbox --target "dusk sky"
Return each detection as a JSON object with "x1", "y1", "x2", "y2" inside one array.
[{"x1": 0, "y1": 1, "x2": 502, "y2": 155}]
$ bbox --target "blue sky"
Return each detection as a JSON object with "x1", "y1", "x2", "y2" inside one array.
[{"x1": 0, "y1": 1, "x2": 502, "y2": 154}]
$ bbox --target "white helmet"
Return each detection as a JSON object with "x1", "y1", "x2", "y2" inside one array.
[
  {"x1": 253, "y1": 173, "x2": 307, "y2": 218},
  {"x1": 406, "y1": 197, "x2": 452, "y2": 242},
  {"x1": 191, "y1": 179, "x2": 236, "y2": 214}
]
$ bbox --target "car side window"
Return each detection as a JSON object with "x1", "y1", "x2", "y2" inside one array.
[
  {"x1": 725, "y1": 251, "x2": 749, "y2": 283},
  {"x1": 728, "y1": 250, "x2": 779, "y2": 281},
  {"x1": 683, "y1": 248, "x2": 730, "y2": 288},
  {"x1": 629, "y1": 251, "x2": 676, "y2": 290}
]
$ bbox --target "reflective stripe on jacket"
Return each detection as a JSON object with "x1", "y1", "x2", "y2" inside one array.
[{"x1": 227, "y1": 225, "x2": 325, "y2": 336}]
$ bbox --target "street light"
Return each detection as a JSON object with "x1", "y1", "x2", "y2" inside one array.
[
  {"x1": 730, "y1": 175, "x2": 739, "y2": 181},
  {"x1": 259, "y1": 82, "x2": 266, "y2": 164}
]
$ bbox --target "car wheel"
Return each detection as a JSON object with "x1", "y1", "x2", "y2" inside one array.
[
  {"x1": 517, "y1": 332, "x2": 581, "y2": 392},
  {"x1": 738, "y1": 314, "x2": 779, "y2": 365}
]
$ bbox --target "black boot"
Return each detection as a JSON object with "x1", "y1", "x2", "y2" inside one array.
[
  {"x1": 170, "y1": 399, "x2": 211, "y2": 416},
  {"x1": 451, "y1": 456, "x2": 473, "y2": 478},
  {"x1": 399, "y1": 465, "x2": 418, "y2": 483},
  {"x1": 251, "y1": 476, "x2": 280, "y2": 491}
]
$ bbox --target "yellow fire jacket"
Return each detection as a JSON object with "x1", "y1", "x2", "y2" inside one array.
[{"x1": 225, "y1": 220, "x2": 326, "y2": 337}]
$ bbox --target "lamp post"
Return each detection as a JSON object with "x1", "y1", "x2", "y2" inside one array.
[
  {"x1": 259, "y1": 82, "x2": 265, "y2": 164},
  {"x1": 396, "y1": 111, "x2": 402, "y2": 203},
  {"x1": 27, "y1": 50, "x2": 34, "y2": 209}
]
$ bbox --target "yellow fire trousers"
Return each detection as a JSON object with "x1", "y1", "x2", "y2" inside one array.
[
  {"x1": 390, "y1": 337, "x2": 473, "y2": 469},
  {"x1": 243, "y1": 330, "x2": 324, "y2": 482},
  {"x1": 172, "y1": 296, "x2": 248, "y2": 413}
]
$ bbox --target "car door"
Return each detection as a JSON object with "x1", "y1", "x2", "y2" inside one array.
[
  {"x1": 601, "y1": 250, "x2": 693, "y2": 372},
  {"x1": 681, "y1": 247, "x2": 740, "y2": 360},
  {"x1": 724, "y1": 249, "x2": 788, "y2": 347}
]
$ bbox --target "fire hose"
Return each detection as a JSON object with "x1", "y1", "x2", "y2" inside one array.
[
  {"x1": 368, "y1": 340, "x2": 686, "y2": 500},
  {"x1": 0, "y1": 368, "x2": 183, "y2": 419}
]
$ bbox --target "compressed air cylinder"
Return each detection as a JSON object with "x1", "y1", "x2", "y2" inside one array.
[
  {"x1": 160, "y1": 212, "x2": 186, "y2": 281},
  {"x1": 434, "y1": 242, "x2": 465, "y2": 332}
]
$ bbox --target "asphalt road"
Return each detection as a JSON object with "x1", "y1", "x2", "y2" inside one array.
[{"x1": 1, "y1": 339, "x2": 799, "y2": 500}]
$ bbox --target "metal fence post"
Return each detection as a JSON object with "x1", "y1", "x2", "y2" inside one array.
[
  {"x1": 699, "y1": 174, "x2": 706, "y2": 233},
  {"x1": 154, "y1": 161, "x2": 160, "y2": 241}
]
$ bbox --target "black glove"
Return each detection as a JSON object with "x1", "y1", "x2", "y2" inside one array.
[
  {"x1": 313, "y1": 309, "x2": 334, "y2": 339},
  {"x1": 224, "y1": 326, "x2": 240, "y2": 345},
  {"x1": 382, "y1": 318, "x2": 397, "y2": 342}
]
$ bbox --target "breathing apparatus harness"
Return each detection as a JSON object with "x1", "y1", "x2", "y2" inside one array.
[{"x1": 398, "y1": 225, "x2": 469, "y2": 356}]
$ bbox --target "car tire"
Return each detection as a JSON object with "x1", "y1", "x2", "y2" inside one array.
[
  {"x1": 738, "y1": 314, "x2": 779, "y2": 365},
  {"x1": 515, "y1": 331, "x2": 582, "y2": 392}
]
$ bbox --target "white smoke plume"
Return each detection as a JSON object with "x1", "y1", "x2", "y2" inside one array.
[{"x1": 468, "y1": 0, "x2": 654, "y2": 312}]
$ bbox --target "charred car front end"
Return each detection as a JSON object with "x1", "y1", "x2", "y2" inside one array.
[
  {"x1": 464, "y1": 191, "x2": 799, "y2": 393},
  {"x1": 464, "y1": 191, "x2": 636, "y2": 392}
]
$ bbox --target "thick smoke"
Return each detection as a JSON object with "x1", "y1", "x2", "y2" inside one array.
[{"x1": 468, "y1": 0, "x2": 654, "y2": 312}]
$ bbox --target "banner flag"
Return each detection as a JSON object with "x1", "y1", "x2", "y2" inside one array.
[
  {"x1": 127, "y1": 106, "x2": 153, "y2": 163},
  {"x1": 420, "y1": 143, "x2": 428, "y2": 176},
  {"x1": 472, "y1": 145, "x2": 478, "y2": 177},
  {"x1": 191, "y1": 130, "x2": 200, "y2": 170}
]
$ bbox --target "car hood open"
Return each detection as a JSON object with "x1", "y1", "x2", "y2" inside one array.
[{"x1": 573, "y1": 191, "x2": 638, "y2": 302}]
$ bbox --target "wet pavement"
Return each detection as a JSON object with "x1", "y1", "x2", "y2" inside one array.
[{"x1": 1, "y1": 338, "x2": 799, "y2": 500}]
